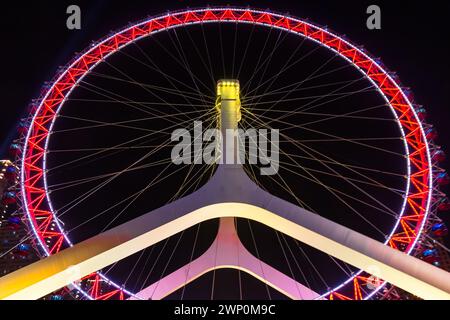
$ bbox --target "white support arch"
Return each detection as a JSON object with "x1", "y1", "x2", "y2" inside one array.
[{"x1": 130, "y1": 218, "x2": 320, "y2": 300}]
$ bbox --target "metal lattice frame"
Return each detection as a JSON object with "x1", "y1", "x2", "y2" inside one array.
[{"x1": 15, "y1": 7, "x2": 443, "y2": 300}]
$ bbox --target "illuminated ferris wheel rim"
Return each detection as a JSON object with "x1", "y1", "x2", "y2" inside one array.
[{"x1": 19, "y1": 7, "x2": 433, "y2": 300}]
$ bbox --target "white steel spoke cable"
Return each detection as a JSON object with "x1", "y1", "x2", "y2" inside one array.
[
  {"x1": 181, "y1": 25, "x2": 217, "y2": 89},
  {"x1": 285, "y1": 137, "x2": 401, "y2": 143},
  {"x1": 88, "y1": 70, "x2": 213, "y2": 102},
  {"x1": 99, "y1": 157, "x2": 186, "y2": 233},
  {"x1": 291, "y1": 84, "x2": 377, "y2": 116},
  {"x1": 278, "y1": 157, "x2": 390, "y2": 234},
  {"x1": 89, "y1": 69, "x2": 212, "y2": 100},
  {"x1": 255, "y1": 113, "x2": 404, "y2": 157},
  {"x1": 293, "y1": 239, "x2": 329, "y2": 290},
  {"x1": 244, "y1": 40, "x2": 336, "y2": 98},
  {"x1": 48, "y1": 145, "x2": 186, "y2": 155},
  {"x1": 52, "y1": 137, "x2": 202, "y2": 219},
  {"x1": 239, "y1": 24, "x2": 275, "y2": 89},
  {"x1": 241, "y1": 155, "x2": 311, "y2": 298},
  {"x1": 101, "y1": 58, "x2": 209, "y2": 116},
  {"x1": 166, "y1": 154, "x2": 215, "y2": 203},
  {"x1": 120, "y1": 41, "x2": 208, "y2": 96},
  {"x1": 61, "y1": 117, "x2": 216, "y2": 238},
  {"x1": 243, "y1": 78, "x2": 369, "y2": 102},
  {"x1": 181, "y1": 223, "x2": 201, "y2": 300},
  {"x1": 280, "y1": 160, "x2": 404, "y2": 195},
  {"x1": 147, "y1": 167, "x2": 217, "y2": 299},
  {"x1": 271, "y1": 149, "x2": 405, "y2": 178},
  {"x1": 122, "y1": 248, "x2": 148, "y2": 287},
  {"x1": 282, "y1": 136, "x2": 404, "y2": 214},
  {"x1": 241, "y1": 27, "x2": 295, "y2": 95},
  {"x1": 49, "y1": 158, "x2": 175, "y2": 192},
  {"x1": 139, "y1": 236, "x2": 171, "y2": 293},
  {"x1": 52, "y1": 132, "x2": 179, "y2": 219},
  {"x1": 242, "y1": 136, "x2": 316, "y2": 299},
  {"x1": 252, "y1": 74, "x2": 369, "y2": 127},
  {"x1": 77, "y1": 80, "x2": 189, "y2": 124},
  {"x1": 68, "y1": 98, "x2": 206, "y2": 108},
  {"x1": 244, "y1": 109, "x2": 405, "y2": 186},
  {"x1": 180, "y1": 163, "x2": 217, "y2": 300},
  {"x1": 267, "y1": 148, "x2": 405, "y2": 186},
  {"x1": 200, "y1": 22, "x2": 217, "y2": 89},
  {"x1": 241, "y1": 124, "x2": 335, "y2": 294},
  {"x1": 251, "y1": 54, "x2": 346, "y2": 122},
  {"x1": 65, "y1": 159, "x2": 194, "y2": 236},
  {"x1": 249, "y1": 30, "x2": 312, "y2": 104},
  {"x1": 76, "y1": 84, "x2": 186, "y2": 124},
  {"x1": 47, "y1": 135, "x2": 177, "y2": 181},
  {"x1": 244, "y1": 110, "x2": 404, "y2": 194},
  {"x1": 240, "y1": 118, "x2": 315, "y2": 212},
  {"x1": 279, "y1": 161, "x2": 401, "y2": 219},
  {"x1": 250, "y1": 142, "x2": 404, "y2": 198},
  {"x1": 244, "y1": 151, "x2": 313, "y2": 298},
  {"x1": 328, "y1": 255, "x2": 354, "y2": 277},
  {"x1": 234, "y1": 217, "x2": 243, "y2": 300},
  {"x1": 244, "y1": 113, "x2": 393, "y2": 232},
  {"x1": 105, "y1": 157, "x2": 189, "y2": 226},
  {"x1": 167, "y1": 116, "x2": 217, "y2": 202},
  {"x1": 251, "y1": 116, "x2": 403, "y2": 216},
  {"x1": 271, "y1": 80, "x2": 375, "y2": 123},
  {"x1": 54, "y1": 111, "x2": 213, "y2": 144},
  {"x1": 170, "y1": 27, "x2": 214, "y2": 111},
  {"x1": 53, "y1": 109, "x2": 213, "y2": 134},
  {"x1": 53, "y1": 115, "x2": 168, "y2": 134},
  {"x1": 236, "y1": 22, "x2": 257, "y2": 80},
  {"x1": 210, "y1": 223, "x2": 220, "y2": 300},
  {"x1": 234, "y1": 145, "x2": 276, "y2": 298},
  {"x1": 94, "y1": 62, "x2": 207, "y2": 120},
  {"x1": 424, "y1": 234, "x2": 450, "y2": 253},
  {"x1": 156, "y1": 29, "x2": 214, "y2": 96},
  {"x1": 131, "y1": 39, "x2": 214, "y2": 105},
  {"x1": 246, "y1": 219, "x2": 272, "y2": 300},
  {"x1": 171, "y1": 27, "x2": 215, "y2": 98},
  {"x1": 0, "y1": 232, "x2": 38, "y2": 260},
  {"x1": 253, "y1": 81, "x2": 374, "y2": 123},
  {"x1": 273, "y1": 229, "x2": 305, "y2": 299},
  {"x1": 279, "y1": 143, "x2": 401, "y2": 219},
  {"x1": 132, "y1": 245, "x2": 157, "y2": 294},
  {"x1": 45, "y1": 133, "x2": 164, "y2": 176},
  {"x1": 245, "y1": 104, "x2": 393, "y2": 124},
  {"x1": 243, "y1": 61, "x2": 357, "y2": 102},
  {"x1": 279, "y1": 233, "x2": 312, "y2": 290},
  {"x1": 218, "y1": 21, "x2": 226, "y2": 78},
  {"x1": 150, "y1": 230, "x2": 186, "y2": 300},
  {"x1": 46, "y1": 113, "x2": 207, "y2": 174},
  {"x1": 231, "y1": 22, "x2": 238, "y2": 78},
  {"x1": 246, "y1": 86, "x2": 377, "y2": 107},
  {"x1": 245, "y1": 28, "x2": 292, "y2": 98}
]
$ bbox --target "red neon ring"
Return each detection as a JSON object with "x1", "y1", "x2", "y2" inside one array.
[{"x1": 20, "y1": 7, "x2": 433, "y2": 300}]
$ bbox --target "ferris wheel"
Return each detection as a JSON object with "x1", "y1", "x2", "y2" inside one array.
[{"x1": 1, "y1": 7, "x2": 449, "y2": 300}]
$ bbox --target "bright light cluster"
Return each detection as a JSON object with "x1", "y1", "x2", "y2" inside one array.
[{"x1": 217, "y1": 80, "x2": 240, "y2": 97}]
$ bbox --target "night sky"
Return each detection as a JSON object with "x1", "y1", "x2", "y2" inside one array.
[{"x1": 0, "y1": 0, "x2": 449, "y2": 299}]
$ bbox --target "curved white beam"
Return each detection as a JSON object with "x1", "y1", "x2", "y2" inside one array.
[{"x1": 130, "y1": 218, "x2": 319, "y2": 300}]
